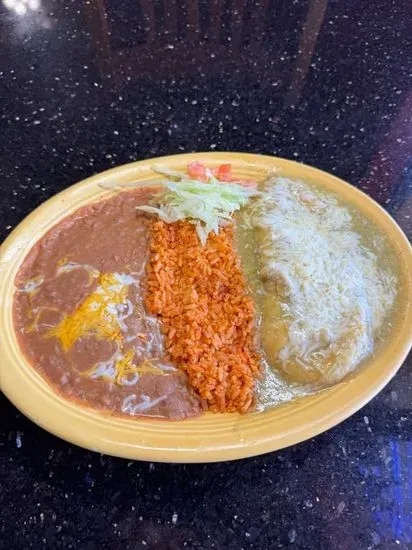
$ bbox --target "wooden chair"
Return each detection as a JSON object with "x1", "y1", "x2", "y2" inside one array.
[{"x1": 84, "y1": 0, "x2": 328, "y2": 105}]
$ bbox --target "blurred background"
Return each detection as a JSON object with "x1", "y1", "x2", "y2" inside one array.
[{"x1": 0, "y1": 0, "x2": 411, "y2": 239}]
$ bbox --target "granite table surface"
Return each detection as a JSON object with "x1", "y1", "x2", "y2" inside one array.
[{"x1": 0, "y1": 0, "x2": 411, "y2": 548}]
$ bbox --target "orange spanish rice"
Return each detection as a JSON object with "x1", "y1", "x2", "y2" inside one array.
[{"x1": 145, "y1": 219, "x2": 261, "y2": 413}]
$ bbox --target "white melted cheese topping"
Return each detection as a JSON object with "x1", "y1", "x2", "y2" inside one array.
[{"x1": 252, "y1": 177, "x2": 397, "y2": 383}]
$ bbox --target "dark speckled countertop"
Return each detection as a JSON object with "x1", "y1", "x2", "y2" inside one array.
[{"x1": 1, "y1": 1, "x2": 412, "y2": 549}]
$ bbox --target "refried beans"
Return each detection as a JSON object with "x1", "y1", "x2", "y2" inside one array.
[{"x1": 13, "y1": 189, "x2": 204, "y2": 419}]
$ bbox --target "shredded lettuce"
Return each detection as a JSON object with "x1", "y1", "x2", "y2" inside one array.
[{"x1": 137, "y1": 167, "x2": 259, "y2": 244}]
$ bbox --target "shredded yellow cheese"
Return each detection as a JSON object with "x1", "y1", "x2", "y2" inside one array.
[
  {"x1": 47, "y1": 273, "x2": 128, "y2": 352},
  {"x1": 45, "y1": 270, "x2": 170, "y2": 385},
  {"x1": 113, "y1": 353, "x2": 168, "y2": 384},
  {"x1": 113, "y1": 349, "x2": 136, "y2": 384}
]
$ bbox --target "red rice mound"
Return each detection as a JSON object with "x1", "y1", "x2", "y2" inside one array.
[{"x1": 145, "y1": 220, "x2": 261, "y2": 413}]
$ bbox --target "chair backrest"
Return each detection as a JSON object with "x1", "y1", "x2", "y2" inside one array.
[{"x1": 85, "y1": 0, "x2": 327, "y2": 107}]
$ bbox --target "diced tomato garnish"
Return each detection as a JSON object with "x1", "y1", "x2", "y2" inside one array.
[
  {"x1": 187, "y1": 161, "x2": 208, "y2": 181},
  {"x1": 186, "y1": 161, "x2": 258, "y2": 188},
  {"x1": 216, "y1": 163, "x2": 233, "y2": 181}
]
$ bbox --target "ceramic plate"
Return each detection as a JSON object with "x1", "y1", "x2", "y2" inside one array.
[{"x1": 1, "y1": 153, "x2": 411, "y2": 462}]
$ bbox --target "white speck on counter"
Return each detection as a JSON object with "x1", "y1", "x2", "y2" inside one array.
[
  {"x1": 172, "y1": 512, "x2": 178, "y2": 524},
  {"x1": 288, "y1": 528, "x2": 297, "y2": 543},
  {"x1": 336, "y1": 501, "x2": 346, "y2": 515},
  {"x1": 16, "y1": 432, "x2": 22, "y2": 448}
]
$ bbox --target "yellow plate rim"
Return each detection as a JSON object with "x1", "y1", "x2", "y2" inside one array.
[{"x1": 1, "y1": 152, "x2": 411, "y2": 462}]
